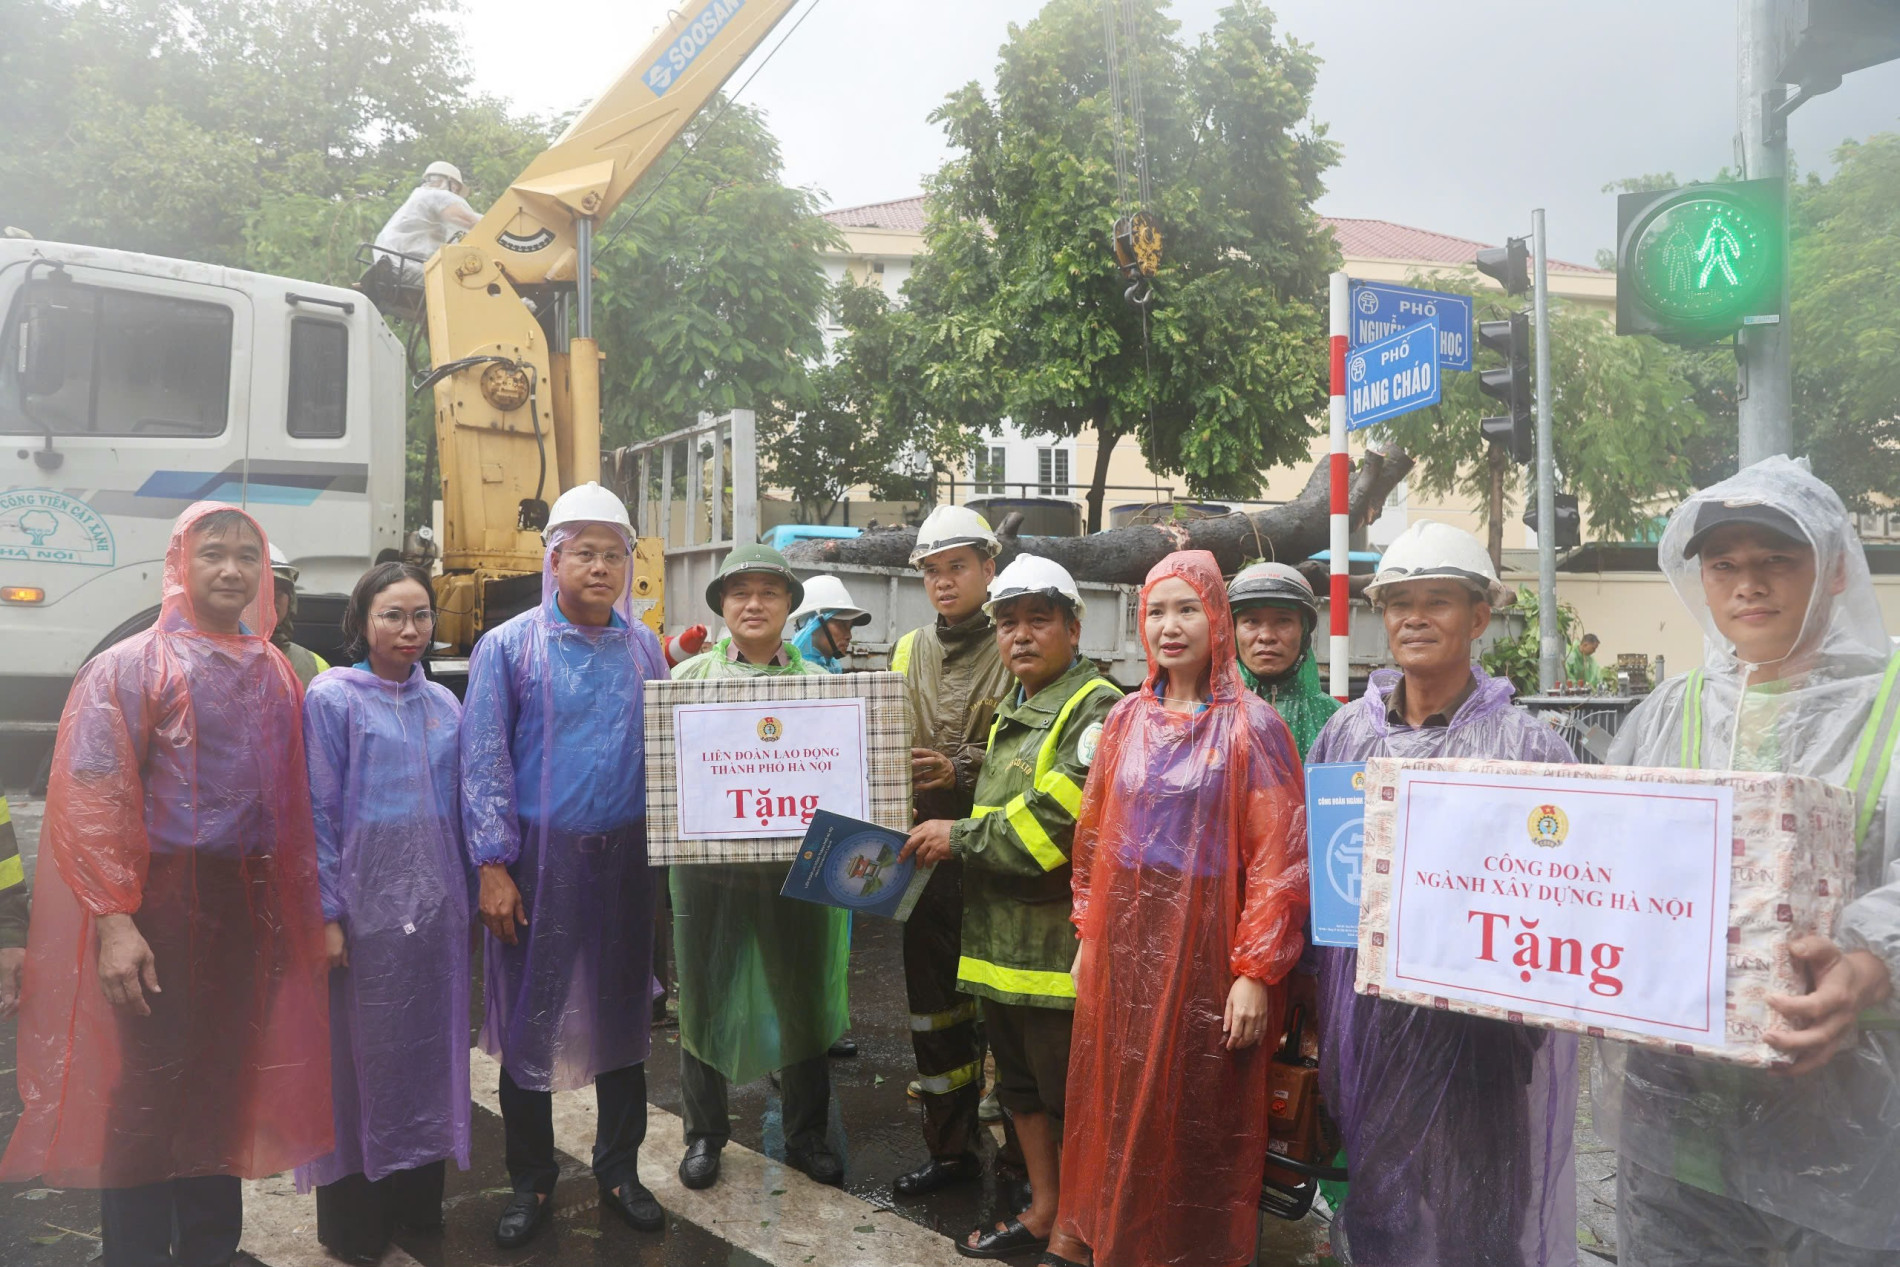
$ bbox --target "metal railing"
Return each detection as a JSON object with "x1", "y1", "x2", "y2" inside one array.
[{"x1": 607, "y1": 409, "x2": 759, "y2": 627}]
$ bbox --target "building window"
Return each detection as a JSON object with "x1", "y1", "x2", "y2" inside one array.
[
  {"x1": 1037, "y1": 446, "x2": 1070, "y2": 496},
  {"x1": 287, "y1": 317, "x2": 348, "y2": 439},
  {"x1": 972, "y1": 445, "x2": 1006, "y2": 496}
]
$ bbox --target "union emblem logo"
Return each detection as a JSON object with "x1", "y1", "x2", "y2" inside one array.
[
  {"x1": 757, "y1": 716, "x2": 783, "y2": 743},
  {"x1": 1351, "y1": 770, "x2": 1366, "y2": 792},
  {"x1": 1528, "y1": 803, "x2": 1569, "y2": 848}
]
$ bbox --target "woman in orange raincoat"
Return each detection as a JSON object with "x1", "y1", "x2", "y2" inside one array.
[
  {"x1": 1050, "y1": 551, "x2": 1309, "y2": 1267},
  {"x1": 0, "y1": 502, "x2": 331, "y2": 1265}
]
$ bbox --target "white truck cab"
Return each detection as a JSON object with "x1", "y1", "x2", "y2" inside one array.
[{"x1": 0, "y1": 238, "x2": 407, "y2": 750}]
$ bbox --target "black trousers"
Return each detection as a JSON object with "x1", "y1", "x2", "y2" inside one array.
[
  {"x1": 498, "y1": 1062, "x2": 648, "y2": 1196},
  {"x1": 100, "y1": 1176, "x2": 241, "y2": 1267},
  {"x1": 902, "y1": 860, "x2": 987, "y2": 1160},
  {"x1": 314, "y1": 1161, "x2": 446, "y2": 1262},
  {"x1": 679, "y1": 1050, "x2": 830, "y2": 1153}
]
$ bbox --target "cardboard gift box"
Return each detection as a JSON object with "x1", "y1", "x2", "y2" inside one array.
[{"x1": 1353, "y1": 756, "x2": 1857, "y2": 1068}]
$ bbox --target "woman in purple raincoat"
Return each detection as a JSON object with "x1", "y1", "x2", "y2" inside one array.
[{"x1": 296, "y1": 562, "x2": 471, "y2": 1264}]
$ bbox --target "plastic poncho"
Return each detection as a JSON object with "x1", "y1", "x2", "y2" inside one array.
[
  {"x1": 1563, "y1": 643, "x2": 1603, "y2": 689},
  {"x1": 460, "y1": 523, "x2": 668, "y2": 1093},
  {"x1": 1239, "y1": 631, "x2": 1341, "y2": 759},
  {"x1": 1057, "y1": 551, "x2": 1310, "y2": 1267},
  {"x1": 670, "y1": 640, "x2": 851, "y2": 1085},
  {"x1": 1593, "y1": 456, "x2": 1900, "y2": 1252},
  {"x1": 295, "y1": 664, "x2": 471, "y2": 1192},
  {"x1": 0, "y1": 502, "x2": 331, "y2": 1187},
  {"x1": 1307, "y1": 664, "x2": 1579, "y2": 1267},
  {"x1": 790, "y1": 614, "x2": 847, "y2": 674},
  {"x1": 373, "y1": 183, "x2": 478, "y2": 276}
]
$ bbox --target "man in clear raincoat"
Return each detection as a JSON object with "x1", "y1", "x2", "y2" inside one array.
[
  {"x1": 1595, "y1": 456, "x2": 1900, "y2": 1265},
  {"x1": 0, "y1": 502, "x2": 332, "y2": 1266},
  {"x1": 460, "y1": 482, "x2": 670, "y2": 1247},
  {"x1": 1307, "y1": 521, "x2": 1579, "y2": 1267}
]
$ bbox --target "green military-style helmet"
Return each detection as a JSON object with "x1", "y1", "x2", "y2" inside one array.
[{"x1": 706, "y1": 543, "x2": 805, "y2": 614}]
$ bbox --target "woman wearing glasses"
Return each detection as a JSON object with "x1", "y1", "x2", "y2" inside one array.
[{"x1": 295, "y1": 562, "x2": 472, "y2": 1263}]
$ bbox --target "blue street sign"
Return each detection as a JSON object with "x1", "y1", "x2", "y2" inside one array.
[
  {"x1": 1350, "y1": 281, "x2": 1473, "y2": 371},
  {"x1": 1346, "y1": 318, "x2": 1440, "y2": 430},
  {"x1": 1306, "y1": 762, "x2": 1366, "y2": 948}
]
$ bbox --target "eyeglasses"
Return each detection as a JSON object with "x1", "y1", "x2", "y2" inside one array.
[
  {"x1": 558, "y1": 548, "x2": 628, "y2": 568},
  {"x1": 372, "y1": 608, "x2": 436, "y2": 631}
]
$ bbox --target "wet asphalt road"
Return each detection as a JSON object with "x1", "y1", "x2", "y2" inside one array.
[{"x1": 0, "y1": 792, "x2": 1616, "y2": 1266}]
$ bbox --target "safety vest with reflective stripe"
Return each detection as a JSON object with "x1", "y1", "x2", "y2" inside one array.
[
  {"x1": 1679, "y1": 652, "x2": 1900, "y2": 847},
  {"x1": 0, "y1": 795, "x2": 26, "y2": 950},
  {"x1": 1677, "y1": 655, "x2": 1900, "y2": 1032},
  {"x1": 953, "y1": 659, "x2": 1121, "y2": 1009},
  {"x1": 891, "y1": 629, "x2": 916, "y2": 676}
]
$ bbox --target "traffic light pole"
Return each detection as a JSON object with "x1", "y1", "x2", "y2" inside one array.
[
  {"x1": 1737, "y1": 0, "x2": 1793, "y2": 467},
  {"x1": 1532, "y1": 210, "x2": 1560, "y2": 694}
]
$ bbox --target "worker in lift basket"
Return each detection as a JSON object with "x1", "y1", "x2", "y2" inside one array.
[
  {"x1": 373, "y1": 161, "x2": 481, "y2": 283},
  {"x1": 1595, "y1": 456, "x2": 1900, "y2": 1266},
  {"x1": 1305, "y1": 519, "x2": 1580, "y2": 1267}
]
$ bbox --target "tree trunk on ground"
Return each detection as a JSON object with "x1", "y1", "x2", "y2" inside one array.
[
  {"x1": 786, "y1": 449, "x2": 1416, "y2": 586},
  {"x1": 1486, "y1": 444, "x2": 1506, "y2": 572}
]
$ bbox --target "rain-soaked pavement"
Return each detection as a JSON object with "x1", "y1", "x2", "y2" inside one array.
[{"x1": 0, "y1": 793, "x2": 1615, "y2": 1265}]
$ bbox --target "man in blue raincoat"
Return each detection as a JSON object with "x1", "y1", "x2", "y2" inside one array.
[{"x1": 461, "y1": 483, "x2": 670, "y2": 1247}]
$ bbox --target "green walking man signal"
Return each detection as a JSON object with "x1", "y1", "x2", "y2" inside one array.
[{"x1": 1615, "y1": 179, "x2": 1784, "y2": 343}]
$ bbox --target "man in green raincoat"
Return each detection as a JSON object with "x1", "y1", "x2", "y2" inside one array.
[
  {"x1": 1229, "y1": 562, "x2": 1339, "y2": 758},
  {"x1": 671, "y1": 545, "x2": 850, "y2": 1190}
]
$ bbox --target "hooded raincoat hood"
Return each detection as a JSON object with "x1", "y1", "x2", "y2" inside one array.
[
  {"x1": 0, "y1": 502, "x2": 332, "y2": 1187},
  {"x1": 1594, "y1": 456, "x2": 1900, "y2": 1252},
  {"x1": 1307, "y1": 660, "x2": 1579, "y2": 1267},
  {"x1": 1057, "y1": 552, "x2": 1309, "y2": 1267},
  {"x1": 460, "y1": 520, "x2": 667, "y2": 1093}
]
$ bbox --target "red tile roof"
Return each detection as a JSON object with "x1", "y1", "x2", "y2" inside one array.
[
  {"x1": 822, "y1": 198, "x2": 1609, "y2": 275},
  {"x1": 823, "y1": 196, "x2": 929, "y2": 233},
  {"x1": 1322, "y1": 215, "x2": 1605, "y2": 275}
]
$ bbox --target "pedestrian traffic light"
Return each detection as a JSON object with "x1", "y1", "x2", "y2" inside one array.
[
  {"x1": 1477, "y1": 312, "x2": 1533, "y2": 464},
  {"x1": 1523, "y1": 492, "x2": 1581, "y2": 550},
  {"x1": 1475, "y1": 236, "x2": 1530, "y2": 297},
  {"x1": 1615, "y1": 179, "x2": 1784, "y2": 343}
]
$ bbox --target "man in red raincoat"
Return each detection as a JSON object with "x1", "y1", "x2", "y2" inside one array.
[{"x1": 1, "y1": 502, "x2": 332, "y2": 1267}]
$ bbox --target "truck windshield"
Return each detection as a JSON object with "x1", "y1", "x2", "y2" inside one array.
[{"x1": 0, "y1": 280, "x2": 233, "y2": 438}]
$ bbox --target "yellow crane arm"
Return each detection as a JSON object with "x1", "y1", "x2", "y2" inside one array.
[{"x1": 422, "y1": 0, "x2": 800, "y2": 647}]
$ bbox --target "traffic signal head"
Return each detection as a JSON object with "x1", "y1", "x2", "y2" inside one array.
[
  {"x1": 1524, "y1": 492, "x2": 1581, "y2": 550},
  {"x1": 1615, "y1": 179, "x2": 1784, "y2": 343},
  {"x1": 1477, "y1": 311, "x2": 1532, "y2": 463},
  {"x1": 1475, "y1": 236, "x2": 1530, "y2": 296}
]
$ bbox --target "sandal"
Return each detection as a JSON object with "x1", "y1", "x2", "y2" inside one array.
[
  {"x1": 955, "y1": 1216, "x2": 1049, "y2": 1260},
  {"x1": 1039, "y1": 1255, "x2": 1090, "y2": 1267}
]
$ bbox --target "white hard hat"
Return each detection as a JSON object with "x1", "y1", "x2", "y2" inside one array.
[
  {"x1": 792, "y1": 574, "x2": 872, "y2": 627},
  {"x1": 543, "y1": 481, "x2": 633, "y2": 540},
  {"x1": 984, "y1": 554, "x2": 1086, "y2": 620},
  {"x1": 911, "y1": 505, "x2": 1001, "y2": 565},
  {"x1": 424, "y1": 160, "x2": 464, "y2": 186},
  {"x1": 1364, "y1": 521, "x2": 1513, "y2": 607},
  {"x1": 268, "y1": 543, "x2": 298, "y2": 584}
]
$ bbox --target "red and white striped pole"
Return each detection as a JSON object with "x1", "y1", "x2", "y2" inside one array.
[{"x1": 1328, "y1": 271, "x2": 1350, "y2": 701}]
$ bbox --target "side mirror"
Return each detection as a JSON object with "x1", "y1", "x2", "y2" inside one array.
[{"x1": 18, "y1": 301, "x2": 68, "y2": 398}]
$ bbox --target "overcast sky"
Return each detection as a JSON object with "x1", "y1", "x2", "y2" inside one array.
[{"x1": 458, "y1": 0, "x2": 1900, "y2": 265}]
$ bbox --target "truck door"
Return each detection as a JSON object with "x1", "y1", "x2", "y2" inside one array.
[{"x1": 0, "y1": 259, "x2": 251, "y2": 690}]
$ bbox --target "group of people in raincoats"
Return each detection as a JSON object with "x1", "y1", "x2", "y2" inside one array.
[{"x1": 2, "y1": 455, "x2": 1897, "y2": 1267}]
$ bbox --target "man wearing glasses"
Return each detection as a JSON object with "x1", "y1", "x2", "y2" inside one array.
[{"x1": 460, "y1": 482, "x2": 672, "y2": 1246}]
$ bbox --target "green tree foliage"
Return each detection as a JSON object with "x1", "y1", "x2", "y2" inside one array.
[
  {"x1": 0, "y1": 0, "x2": 509, "y2": 265},
  {"x1": 903, "y1": 0, "x2": 1340, "y2": 529},
  {"x1": 1375, "y1": 274, "x2": 1713, "y2": 545},
  {"x1": 766, "y1": 280, "x2": 969, "y2": 522},
  {"x1": 590, "y1": 99, "x2": 837, "y2": 448}
]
